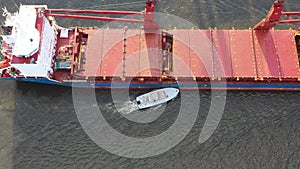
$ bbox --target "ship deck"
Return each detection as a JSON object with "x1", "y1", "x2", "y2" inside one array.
[{"x1": 75, "y1": 28, "x2": 300, "y2": 80}]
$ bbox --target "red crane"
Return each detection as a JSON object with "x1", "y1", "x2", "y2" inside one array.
[
  {"x1": 43, "y1": 0, "x2": 158, "y2": 30},
  {"x1": 254, "y1": 0, "x2": 300, "y2": 30}
]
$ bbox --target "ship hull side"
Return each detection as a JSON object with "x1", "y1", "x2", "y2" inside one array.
[{"x1": 3, "y1": 78, "x2": 300, "y2": 90}]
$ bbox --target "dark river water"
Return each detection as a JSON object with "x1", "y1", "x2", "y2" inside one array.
[{"x1": 0, "y1": 0, "x2": 300, "y2": 168}]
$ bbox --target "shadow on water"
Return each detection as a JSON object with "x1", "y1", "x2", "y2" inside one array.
[{"x1": 0, "y1": 81, "x2": 14, "y2": 169}]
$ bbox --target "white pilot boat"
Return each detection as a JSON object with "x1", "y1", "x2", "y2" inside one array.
[{"x1": 136, "y1": 88, "x2": 180, "y2": 109}]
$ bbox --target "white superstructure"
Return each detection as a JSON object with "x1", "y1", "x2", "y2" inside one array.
[{"x1": 0, "y1": 5, "x2": 57, "y2": 78}]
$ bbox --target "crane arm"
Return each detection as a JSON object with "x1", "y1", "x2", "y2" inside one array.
[
  {"x1": 43, "y1": 0, "x2": 158, "y2": 27},
  {"x1": 254, "y1": 0, "x2": 300, "y2": 30},
  {"x1": 253, "y1": 0, "x2": 285, "y2": 30}
]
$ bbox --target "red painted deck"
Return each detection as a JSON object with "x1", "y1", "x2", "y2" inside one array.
[
  {"x1": 75, "y1": 28, "x2": 300, "y2": 80},
  {"x1": 2, "y1": 0, "x2": 300, "y2": 90}
]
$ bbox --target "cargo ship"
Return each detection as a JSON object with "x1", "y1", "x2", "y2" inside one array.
[{"x1": 1, "y1": 0, "x2": 300, "y2": 90}]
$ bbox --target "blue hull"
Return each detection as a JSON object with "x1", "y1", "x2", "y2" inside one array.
[{"x1": 2, "y1": 78, "x2": 300, "y2": 90}]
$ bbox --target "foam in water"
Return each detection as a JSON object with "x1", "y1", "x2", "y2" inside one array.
[{"x1": 114, "y1": 101, "x2": 139, "y2": 114}]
